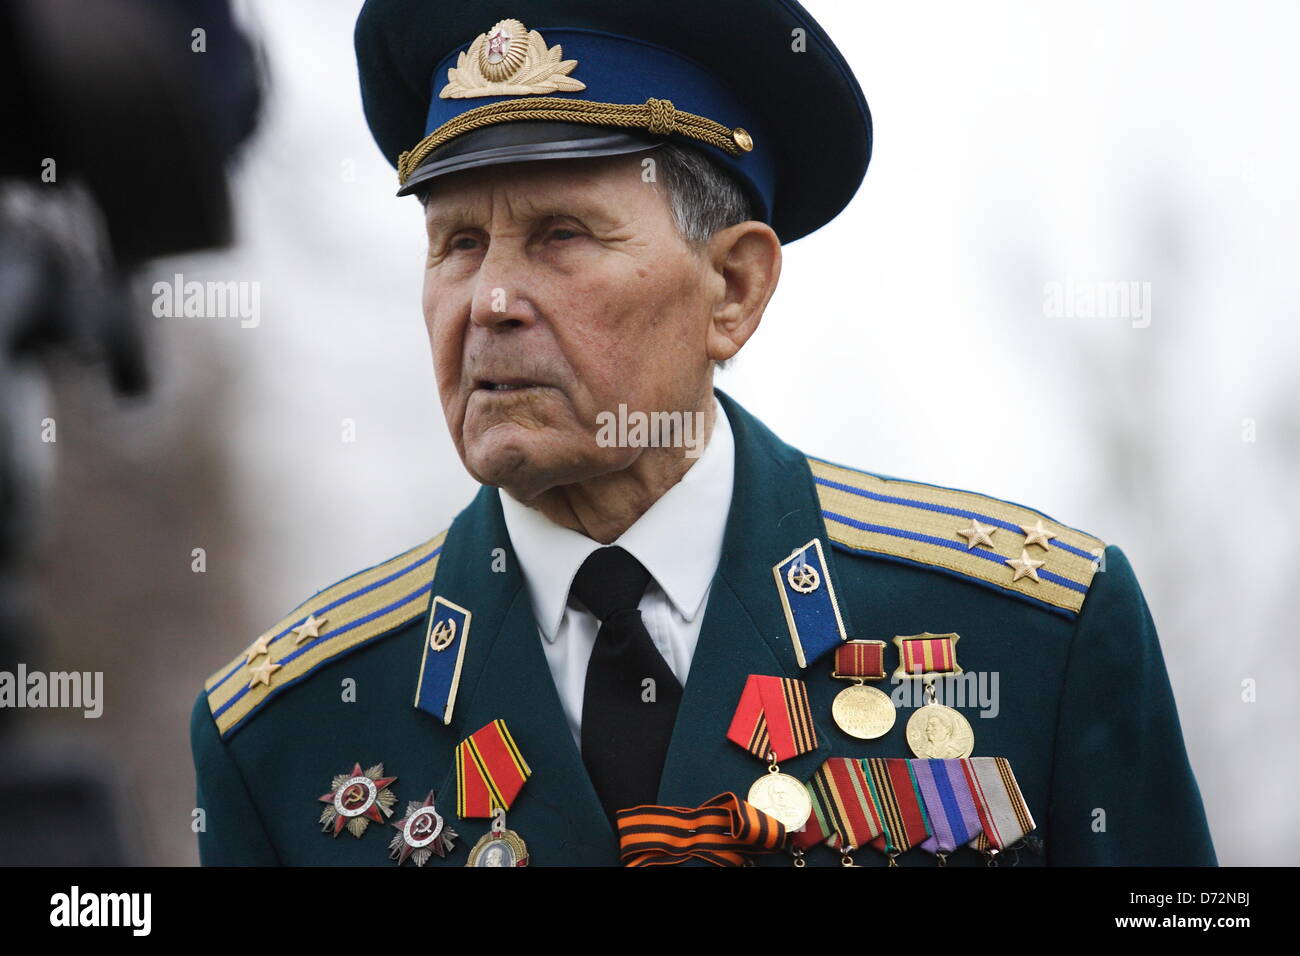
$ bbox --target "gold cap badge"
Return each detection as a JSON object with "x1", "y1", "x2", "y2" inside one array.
[{"x1": 439, "y1": 18, "x2": 586, "y2": 100}]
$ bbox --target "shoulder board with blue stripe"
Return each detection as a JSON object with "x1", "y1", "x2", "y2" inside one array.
[
  {"x1": 203, "y1": 531, "x2": 447, "y2": 739},
  {"x1": 809, "y1": 457, "x2": 1105, "y2": 617}
]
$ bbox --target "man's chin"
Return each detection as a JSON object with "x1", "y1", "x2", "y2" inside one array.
[
  {"x1": 461, "y1": 430, "x2": 625, "y2": 501},
  {"x1": 464, "y1": 434, "x2": 573, "y2": 498}
]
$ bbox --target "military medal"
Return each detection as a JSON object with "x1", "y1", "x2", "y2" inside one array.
[
  {"x1": 892, "y1": 631, "x2": 963, "y2": 681},
  {"x1": 467, "y1": 808, "x2": 530, "y2": 867},
  {"x1": 772, "y1": 539, "x2": 849, "y2": 668},
  {"x1": 805, "y1": 757, "x2": 887, "y2": 867},
  {"x1": 747, "y1": 765, "x2": 813, "y2": 832},
  {"x1": 893, "y1": 632, "x2": 974, "y2": 758},
  {"x1": 906, "y1": 692, "x2": 975, "y2": 759},
  {"x1": 318, "y1": 762, "x2": 397, "y2": 838},
  {"x1": 456, "y1": 719, "x2": 532, "y2": 867},
  {"x1": 389, "y1": 790, "x2": 457, "y2": 865},
  {"x1": 829, "y1": 640, "x2": 894, "y2": 739},
  {"x1": 865, "y1": 757, "x2": 932, "y2": 865},
  {"x1": 964, "y1": 757, "x2": 1036, "y2": 864},
  {"x1": 725, "y1": 675, "x2": 818, "y2": 831},
  {"x1": 911, "y1": 758, "x2": 984, "y2": 865}
]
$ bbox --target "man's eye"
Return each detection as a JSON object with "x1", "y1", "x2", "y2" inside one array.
[
  {"x1": 449, "y1": 235, "x2": 481, "y2": 251},
  {"x1": 549, "y1": 227, "x2": 578, "y2": 241}
]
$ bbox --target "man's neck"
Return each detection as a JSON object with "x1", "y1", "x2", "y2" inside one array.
[{"x1": 510, "y1": 397, "x2": 717, "y2": 544}]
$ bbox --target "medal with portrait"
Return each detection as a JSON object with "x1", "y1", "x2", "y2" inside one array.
[
  {"x1": 466, "y1": 808, "x2": 530, "y2": 867},
  {"x1": 905, "y1": 702, "x2": 974, "y2": 759},
  {"x1": 456, "y1": 719, "x2": 533, "y2": 866},
  {"x1": 892, "y1": 633, "x2": 974, "y2": 758},
  {"x1": 726, "y1": 674, "x2": 819, "y2": 831}
]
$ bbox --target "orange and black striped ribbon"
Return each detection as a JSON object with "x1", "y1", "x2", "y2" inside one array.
[
  {"x1": 725, "y1": 674, "x2": 818, "y2": 762},
  {"x1": 616, "y1": 792, "x2": 787, "y2": 866},
  {"x1": 455, "y1": 719, "x2": 531, "y2": 818},
  {"x1": 866, "y1": 757, "x2": 932, "y2": 857}
]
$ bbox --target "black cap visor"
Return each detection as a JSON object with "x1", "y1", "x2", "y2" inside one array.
[{"x1": 396, "y1": 121, "x2": 662, "y2": 197}]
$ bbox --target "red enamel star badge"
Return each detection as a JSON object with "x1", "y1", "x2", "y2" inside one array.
[
  {"x1": 389, "y1": 791, "x2": 458, "y2": 866},
  {"x1": 318, "y1": 763, "x2": 397, "y2": 838}
]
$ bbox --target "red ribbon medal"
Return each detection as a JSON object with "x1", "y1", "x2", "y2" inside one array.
[
  {"x1": 725, "y1": 675, "x2": 819, "y2": 834},
  {"x1": 456, "y1": 719, "x2": 533, "y2": 866}
]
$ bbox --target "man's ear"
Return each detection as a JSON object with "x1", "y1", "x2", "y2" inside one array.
[{"x1": 704, "y1": 221, "x2": 782, "y2": 362}]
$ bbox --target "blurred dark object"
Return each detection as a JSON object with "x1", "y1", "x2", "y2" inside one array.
[
  {"x1": 1, "y1": 0, "x2": 263, "y2": 393},
  {"x1": 0, "y1": 743, "x2": 133, "y2": 866},
  {"x1": 2, "y1": 0, "x2": 260, "y2": 258},
  {"x1": 0, "y1": 0, "x2": 263, "y2": 864}
]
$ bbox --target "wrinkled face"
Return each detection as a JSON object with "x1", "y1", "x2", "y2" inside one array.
[{"x1": 421, "y1": 154, "x2": 717, "y2": 500}]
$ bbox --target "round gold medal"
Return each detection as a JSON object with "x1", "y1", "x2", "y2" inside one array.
[
  {"x1": 466, "y1": 827, "x2": 529, "y2": 867},
  {"x1": 905, "y1": 703, "x2": 974, "y2": 759},
  {"x1": 466, "y1": 809, "x2": 529, "y2": 867},
  {"x1": 747, "y1": 771, "x2": 812, "y2": 831},
  {"x1": 831, "y1": 684, "x2": 896, "y2": 740}
]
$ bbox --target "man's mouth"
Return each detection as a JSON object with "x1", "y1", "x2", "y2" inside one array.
[{"x1": 476, "y1": 379, "x2": 545, "y2": 392}]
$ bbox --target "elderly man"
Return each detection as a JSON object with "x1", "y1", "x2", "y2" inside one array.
[{"x1": 191, "y1": 1, "x2": 1216, "y2": 866}]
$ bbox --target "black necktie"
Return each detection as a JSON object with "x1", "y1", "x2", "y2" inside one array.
[{"x1": 571, "y1": 546, "x2": 683, "y2": 827}]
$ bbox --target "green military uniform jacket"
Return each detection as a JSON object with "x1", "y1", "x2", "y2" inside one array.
[{"x1": 191, "y1": 390, "x2": 1216, "y2": 866}]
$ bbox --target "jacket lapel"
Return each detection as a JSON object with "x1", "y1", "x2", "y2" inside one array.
[
  {"x1": 656, "y1": 390, "x2": 842, "y2": 809},
  {"x1": 417, "y1": 485, "x2": 616, "y2": 865}
]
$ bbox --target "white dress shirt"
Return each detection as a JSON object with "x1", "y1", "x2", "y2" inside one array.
[{"x1": 498, "y1": 398, "x2": 735, "y2": 746}]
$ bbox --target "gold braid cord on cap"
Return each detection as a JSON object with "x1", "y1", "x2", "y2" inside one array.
[{"x1": 396, "y1": 97, "x2": 752, "y2": 185}]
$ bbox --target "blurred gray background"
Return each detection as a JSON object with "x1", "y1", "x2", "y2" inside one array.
[{"x1": 23, "y1": 0, "x2": 1298, "y2": 864}]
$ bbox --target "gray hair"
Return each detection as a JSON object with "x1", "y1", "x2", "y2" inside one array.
[
  {"x1": 648, "y1": 143, "x2": 754, "y2": 371},
  {"x1": 646, "y1": 140, "x2": 756, "y2": 244},
  {"x1": 647, "y1": 141, "x2": 754, "y2": 374}
]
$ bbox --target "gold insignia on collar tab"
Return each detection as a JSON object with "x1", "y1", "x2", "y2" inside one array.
[
  {"x1": 429, "y1": 617, "x2": 456, "y2": 651},
  {"x1": 787, "y1": 561, "x2": 820, "y2": 594},
  {"x1": 440, "y1": 18, "x2": 586, "y2": 100}
]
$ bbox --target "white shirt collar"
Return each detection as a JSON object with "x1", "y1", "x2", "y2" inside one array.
[{"x1": 499, "y1": 397, "x2": 735, "y2": 642}]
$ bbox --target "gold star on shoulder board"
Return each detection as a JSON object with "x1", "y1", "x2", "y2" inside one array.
[
  {"x1": 292, "y1": 613, "x2": 329, "y2": 645},
  {"x1": 248, "y1": 657, "x2": 282, "y2": 687},
  {"x1": 245, "y1": 632, "x2": 274, "y2": 664},
  {"x1": 957, "y1": 519, "x2": 997, "y2": 550},
  {"x1": 1020, "y1": 519, "x2": 1056, "y2": 550},
  {"x1": 1006, "y1": 550, "x2": 1046, "y2": 583}
]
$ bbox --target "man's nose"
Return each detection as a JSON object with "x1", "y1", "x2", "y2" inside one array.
[{"x1": 469, "y1": 247, "x2": 538, "y2": 330}]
